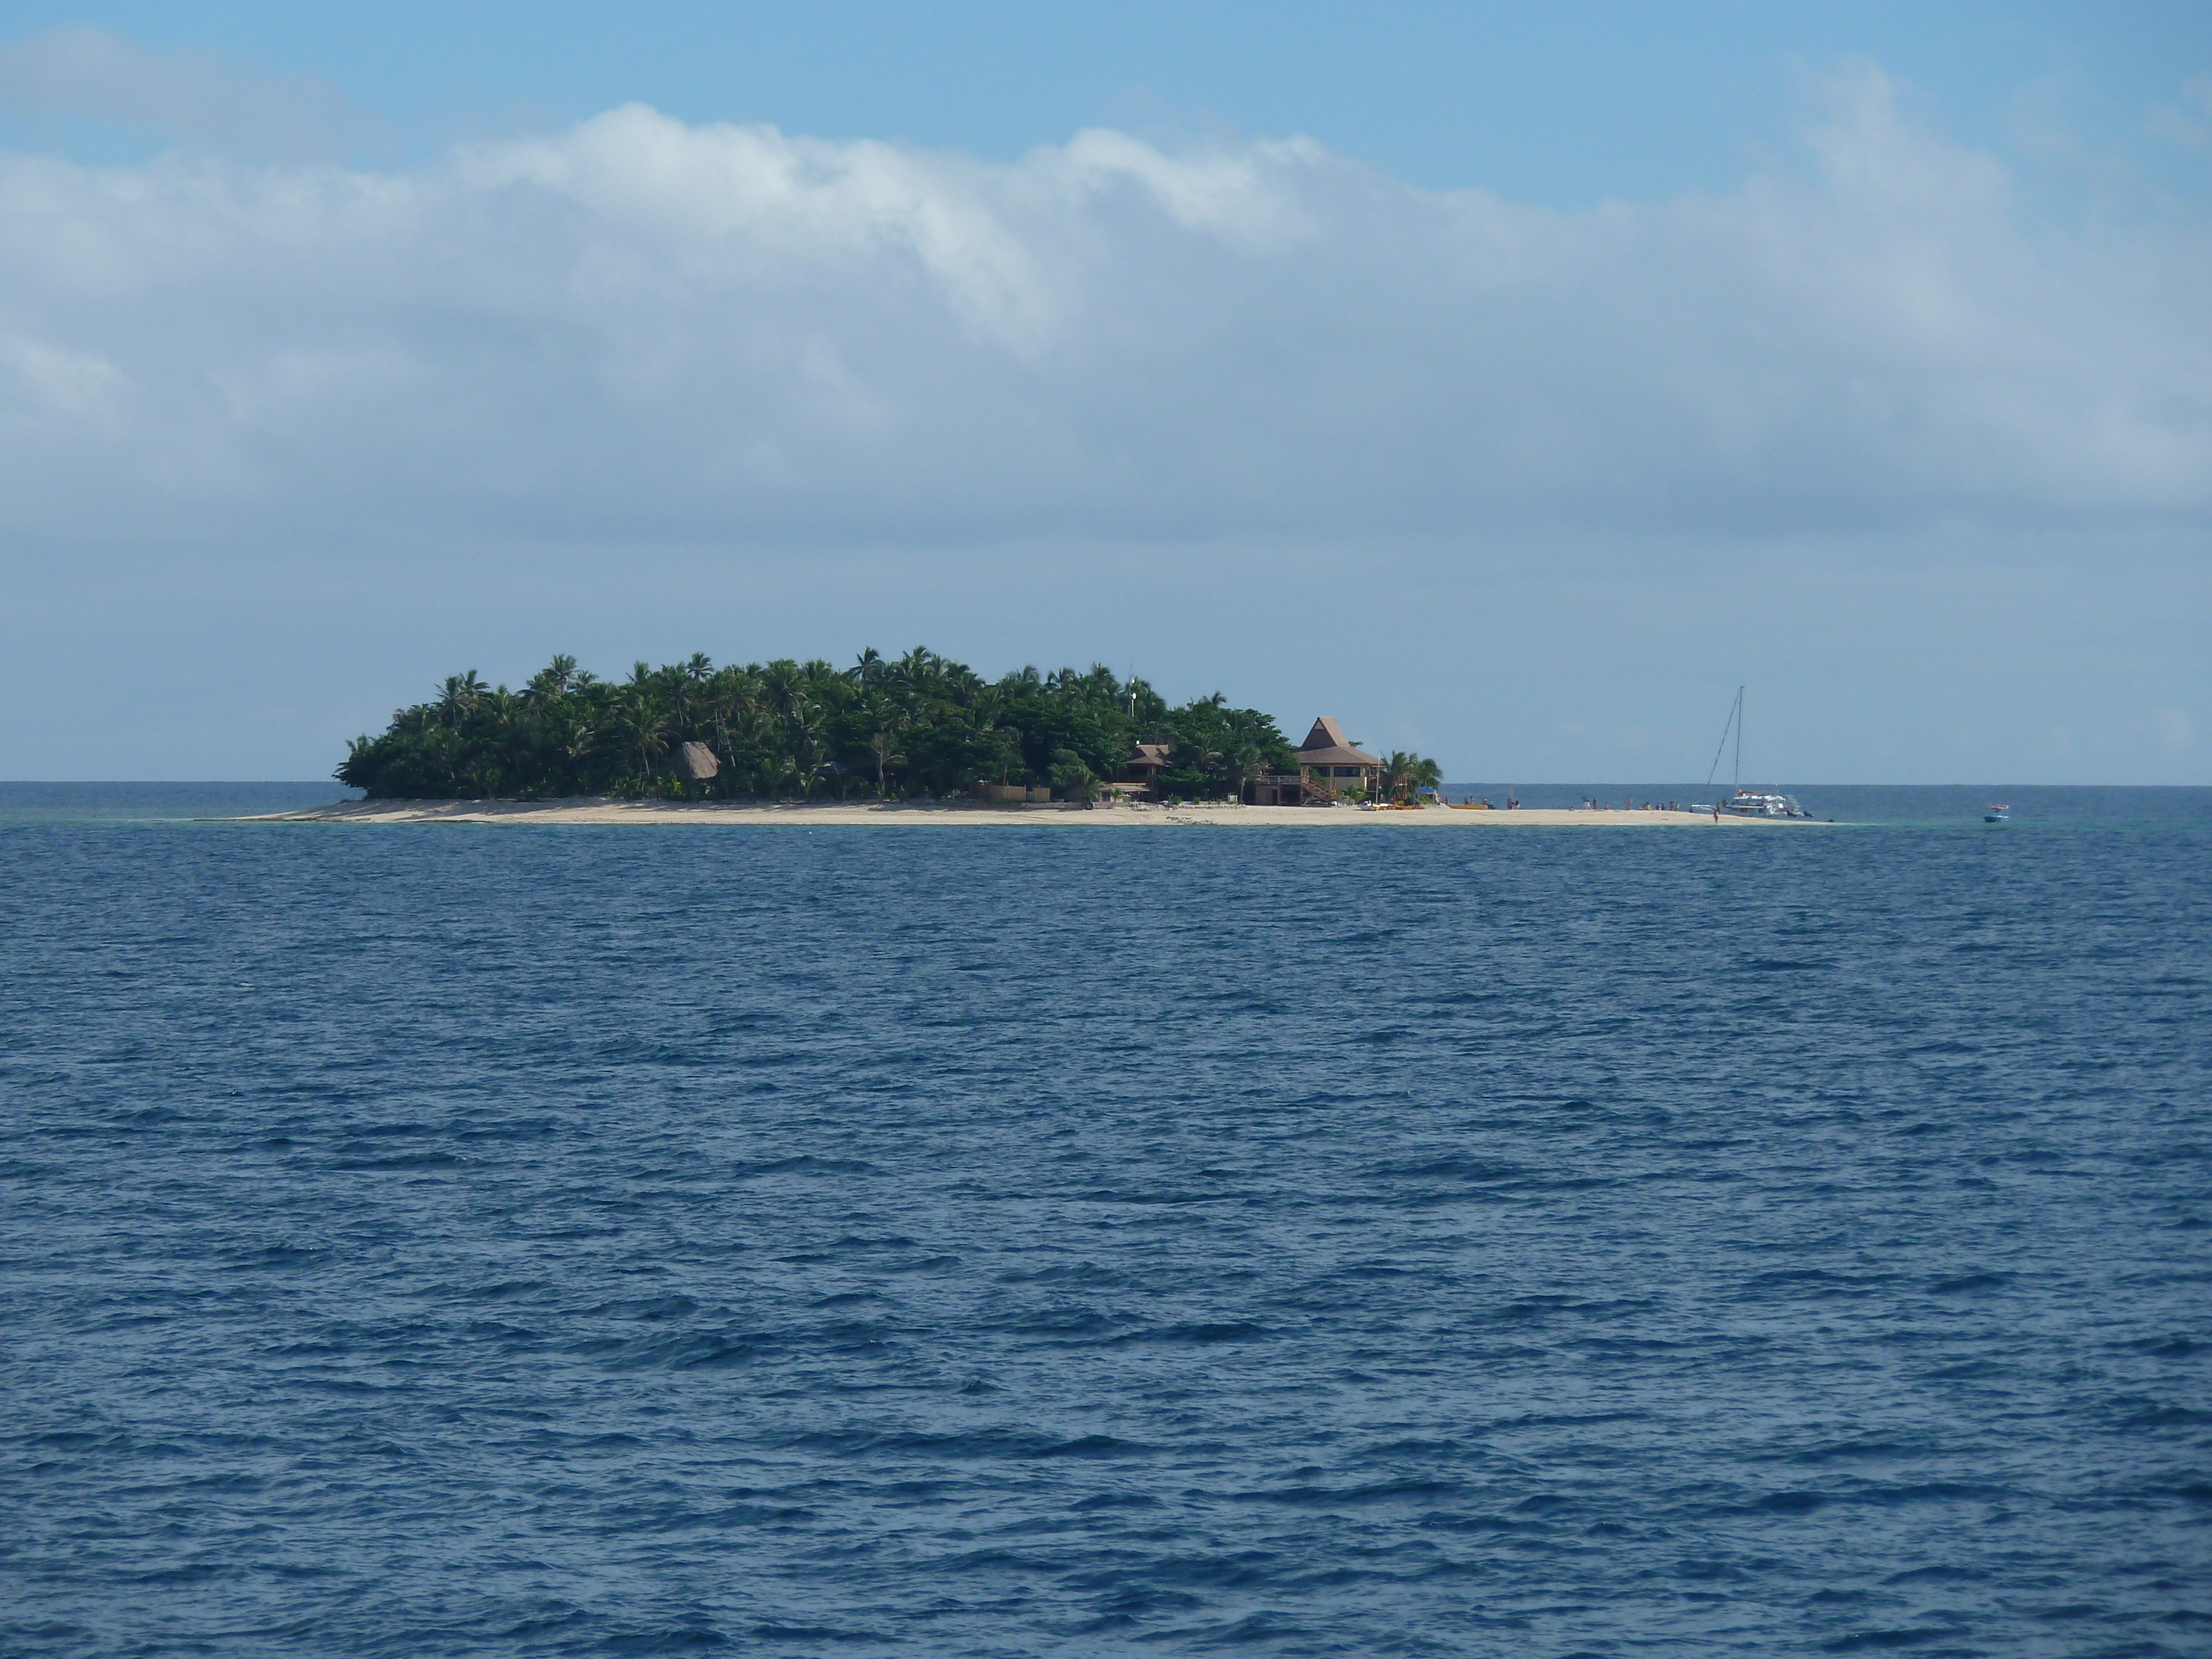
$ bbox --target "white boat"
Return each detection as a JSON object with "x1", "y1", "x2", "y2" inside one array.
[
  {"x1": 1719, "y1": 788, "x2": 1811, "y2": 819},
  {"x1": 1984, "y1": 803, "x2": 2010, "y2": 823},
  {"x1": 1700, "y1": 688, "x2": 1814, "y2": 818}
]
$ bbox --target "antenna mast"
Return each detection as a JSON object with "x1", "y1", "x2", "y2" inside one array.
[{"x1": 1734, "y1": 686, "x2": 1743, "y2": 792}]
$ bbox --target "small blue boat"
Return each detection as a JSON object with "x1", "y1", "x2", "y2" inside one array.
[{"x1": 1984, "y1": 803, "x2": 2010, "y2": 823}]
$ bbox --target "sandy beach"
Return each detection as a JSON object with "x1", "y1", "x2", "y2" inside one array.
[{"x1": 246, "y1": 799, "x2": 1824, "y2": 828}]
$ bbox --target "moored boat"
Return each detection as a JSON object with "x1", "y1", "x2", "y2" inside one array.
[
  {"x1": 1718, "y1": 788, "x2": 1812, "y2": 819},
  {"x1": 1699, "y1": 688, "x2": 1814, "y2": 820}
]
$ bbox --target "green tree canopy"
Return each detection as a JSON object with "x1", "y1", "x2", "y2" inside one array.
[
  {"x1": 1380, "y1": 750, "x2": 1446, "y2": 802},
  {"x1": 336, "y1": 649, "x2": 1300, "y2": 802}
]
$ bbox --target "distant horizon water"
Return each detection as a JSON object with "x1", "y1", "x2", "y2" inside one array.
[{"x1": 2, "y1": 781, "x2": 2209, "y2": 831}]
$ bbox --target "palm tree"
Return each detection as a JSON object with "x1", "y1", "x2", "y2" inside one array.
[
  {"x1": 1228, "y1": 742, "x2": 1267, "y2": 802},
  {"x1": 1380, "y1": 751, "x2": 1416, "y2": 802},
  {"x1": 864, "y1": 707, "x2": 906, "y2": 797},
  {"x1": 788, "y1": 703, "x2": 830, "y2": 798},
  {"x1": 1380, "y1": 750, "x2": 1444, "y2": 802},
  {"x1": 615, "y1": 667, "x2": 667, "y2": 788},
  {"x1": 438, "y1": 670, "x2": 484, "y2": 728},
  {"x1": 525, "y1": 655, "x2": 577, "y2": 708},
  {"x1": 894, "y1": 645, "x2": 943, "y2": 698},
  {"x1": 562, "y1": 719, "x2": 598, "y2": 787}
]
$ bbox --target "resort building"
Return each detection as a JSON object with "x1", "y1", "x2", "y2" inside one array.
[
  {"x1": 1292, "y1": 717, "x2": 1383, "y2": 796},
  {"x1": 1245, "y1": 774, "x2": 1308, "y2": 806},
  {"x1": 1121, "y1": 718, "x2": 1382, "y2": 805},
  {"x1": 1241, "y1": 717, "x2": 1384, "y2": 805},
  {"x1": 1119, "y1": 742, "x2": 1174, "y2": 787}
]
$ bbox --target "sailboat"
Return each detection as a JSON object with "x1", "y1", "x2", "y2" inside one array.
[{"x1": 1690, "y1": 687, "x2": 1812, "y2": 818}]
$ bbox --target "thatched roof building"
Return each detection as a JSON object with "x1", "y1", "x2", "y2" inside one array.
[
  {"x1": 1120, "y1": 742, "x2": 1174, "y2": 781},
  {"x1": 674, "y1": 740, "x2": 720, "y2": 781},
  {"x1": 1294, "y1": 717, "x2": 1380, "y2": 773}
]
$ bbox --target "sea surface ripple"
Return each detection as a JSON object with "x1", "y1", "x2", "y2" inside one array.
[{"x1": 2, "y1": 787, "x2": 2208, "y2": 1656}]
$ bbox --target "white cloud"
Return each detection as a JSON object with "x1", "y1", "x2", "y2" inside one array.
[
  {"x1": 1, "y1": 333, "x2": 124, "y2": 423},
  {"x1": 0, "y1": 65, "x2": 2206, "y2": 554}
]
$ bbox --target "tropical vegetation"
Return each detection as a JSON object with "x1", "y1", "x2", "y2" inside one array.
[
  {"x1": 336, "y1": 648, "x2": 1317, "y2": 802},
  {"x1": 1379, "y1": 751, "x2": 1446, "y2": 803}
]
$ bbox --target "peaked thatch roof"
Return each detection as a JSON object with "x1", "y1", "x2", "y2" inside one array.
[
  {"x1": 674, "y1": 740, "x2": 721, "y2": 781},
  {"x1": 1294, "y1": 717, "x2": 1380, "y2": 767},
  {"x1": 1125, "y1": 742, "x2": 1174, "y2": 771}
]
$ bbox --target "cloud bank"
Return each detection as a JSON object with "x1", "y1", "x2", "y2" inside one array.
[
  {"x1": 3, "y1": 67, "x2": 2206, "y2": 554},
  {"x1": 0, "y1": 62, "x2": 2205, "y2": 784}
]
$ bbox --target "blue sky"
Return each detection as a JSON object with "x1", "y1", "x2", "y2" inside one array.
[
  {"x1": 8, "y1": 1, "x2": 2211, "y2": 208},
  {"x1": 0, "y1": 3, "x2": 2206, "y2": 781}
]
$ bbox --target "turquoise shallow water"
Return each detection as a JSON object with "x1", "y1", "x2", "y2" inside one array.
[{"x1": 1, "y1": 786, "x2": 2208, "y2": 1655}]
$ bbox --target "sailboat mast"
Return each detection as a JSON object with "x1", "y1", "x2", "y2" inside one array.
[
  {"x1": 1734, "y1": 686, "x2": 1743, "y2": 792},
  {"x1": 1704, "y1": 687, "x2": 1741, "y2": 792}
]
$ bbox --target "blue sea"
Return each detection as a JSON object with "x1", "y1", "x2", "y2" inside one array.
[{"x1": 3, "y1": 784, "x2": 2208, "y2": 1657}]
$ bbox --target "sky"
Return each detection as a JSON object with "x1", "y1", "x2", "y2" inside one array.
[{"x1": 1, "y1": 3, "x2": 2207, "y2": 784}]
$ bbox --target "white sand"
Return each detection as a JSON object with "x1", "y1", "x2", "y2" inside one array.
[{"x1": 246, "y1": 799, "x2": 1823, "y2": 828}]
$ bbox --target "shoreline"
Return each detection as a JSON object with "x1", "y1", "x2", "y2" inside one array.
[{"x1": 239, "y1": 799, "x2": 1829, "y2": 828}]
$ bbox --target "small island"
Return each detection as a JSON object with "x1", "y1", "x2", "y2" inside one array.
[
  {"x1": 274, "y1": 647, "x2": 1807, "y2": 827},
  {"x1": 333, "y1": 648, "x2": 1444, "y2": 806}
]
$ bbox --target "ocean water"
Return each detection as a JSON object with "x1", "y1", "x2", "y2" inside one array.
[{"x1": 2, "y1": 786, "x2": 2208, "y2": 1656}]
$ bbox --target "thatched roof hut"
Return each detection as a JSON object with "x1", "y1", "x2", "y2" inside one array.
[
  {"x1": 1121, "y1": 742, "x2": 1174, "y2": 779},
  {"x1": 1293, "y1": 717, "x2": 1380, "y2": 769},
  {"x1": 674, "y1": 740, "x2": 720, "y2": 781}
]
